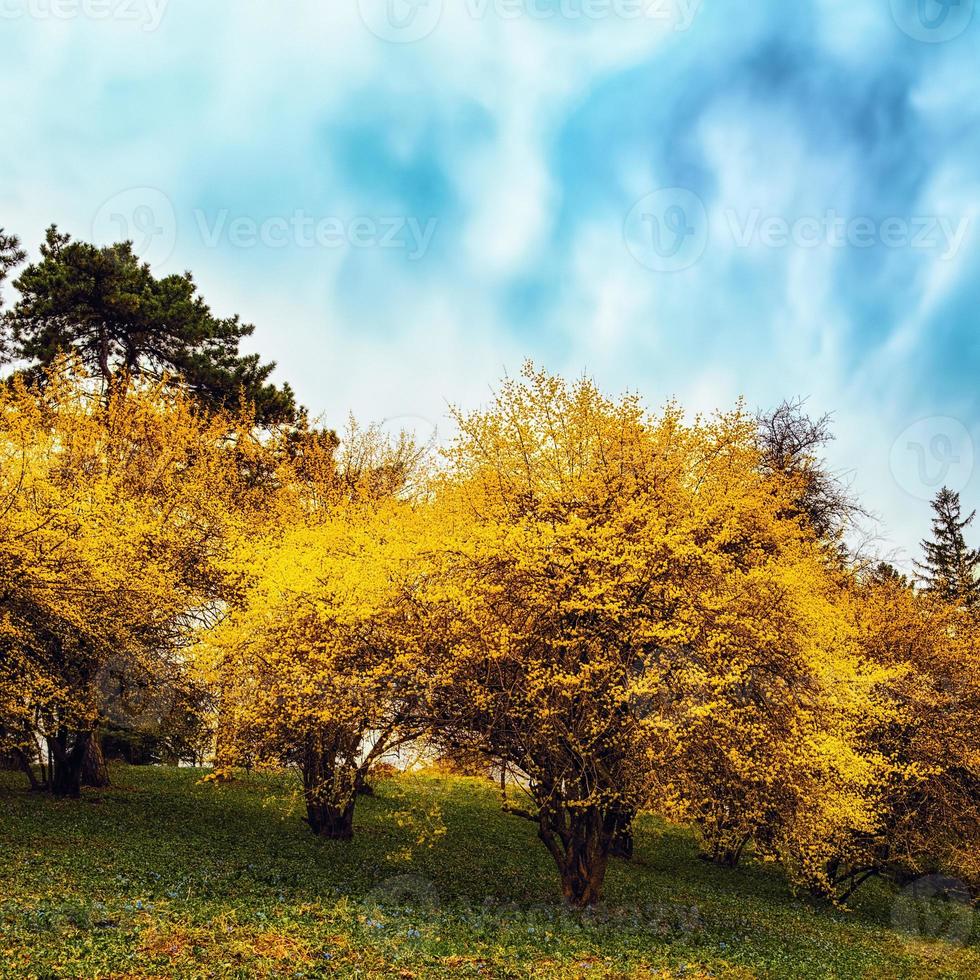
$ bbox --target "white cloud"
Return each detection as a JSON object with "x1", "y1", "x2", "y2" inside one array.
[{"x1": 4, "y1": 0, "x2": 979, "y2": 564}]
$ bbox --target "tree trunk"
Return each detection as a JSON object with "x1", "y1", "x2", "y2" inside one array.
[
  {"x1": 81, "y1": 734, "x2": 110, "y2": 788},
  {"x1": 13, "y1": 747, "x2": 45, "y2": 791},
  {"x1": 539, "y1": 805, "x2": 612, "y2": 909},
  {"x1": 304, "y1": 796, "x2": 356, "y2": 839},
  {"x1": 557, "y1": 832, "x2": 610, "y2": 908},
  {"x1": 48, "y1": 730, "x2": 91, "y2": 798},
  {"x1": 607, "y1": 806, "x2": 635, "y2": 860},
  {"x1": 707, "y1": 832, "x2": 751, "y2": 868},
  {"x1": 300, "y1": 737, "x2": 358, "y2": 840}
]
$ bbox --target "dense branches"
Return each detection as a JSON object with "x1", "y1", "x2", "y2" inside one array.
[
  {"x1": 3, "y1": 226, "x2": 296, "y2": 423},
  {"x1": 201, "y1": 424, "x2": 434, "y2": 839},
  {"x1": 415, "y1": 368, "x2": 880, "y2": 906},
  {"x1": 0, "y1": 228, "x2": 25, "y2": 308},
  {"x1": 0, "y1": 228, "x2": 26, "y2": 362},
  {"x1": 3, "y1": 355, "x2": 977, "y2": 913},
  {"x1": 914, "y1": 487, "x2": 980, "y2": 606},
  {"x1": 756, "y1": 399, "x2": 862, "y2": 544},
  {"x1": 0, "y1": 360, "x2": 263, "y2": 794}
]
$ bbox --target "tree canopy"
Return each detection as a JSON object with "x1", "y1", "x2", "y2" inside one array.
[
  {"x1": 0, "y1": 228, "x2": 24, "y2": 306},
  {"x1": 0, "y1": 359, "x2": 273, "y2": 795},
  {"x1": 2, "y1": 226, "x2": 296, "y2": 423},
  {"x1": 915, "y1": 486, "x2": 980, "y2": 606},
  {"x1": 0, "y1": 228, "x2": 25, "y2": 362},
  {"x1": 2, "y1": 342, "x2": 977, "y2": 912}
]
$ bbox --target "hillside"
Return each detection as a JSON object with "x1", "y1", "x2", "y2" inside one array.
[{"x1": 0, "y1": 767, "x2": 976, "y2": 978}]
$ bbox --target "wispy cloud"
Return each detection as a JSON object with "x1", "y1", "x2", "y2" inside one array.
[{"x1": 2, "y1": 0, "x2": 979, "y2": 563}]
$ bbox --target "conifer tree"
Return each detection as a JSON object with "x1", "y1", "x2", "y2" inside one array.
[
  {"x1": 0, "y1": 228, "x2": 26, "y2": 364},
  {"x1": 3, "y1": 226, "x2": 296, "y2": 423},
  {"x1": 914, "y1": 487, "x2": 980, "y2": 606},
  {"x1": 0, "y1": 228, "x2": 25, "y2": 307}
]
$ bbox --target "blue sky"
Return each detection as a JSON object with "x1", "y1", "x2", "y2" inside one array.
[{"x1": 2, "y1": 0, "x2": 979, "y2": 565}]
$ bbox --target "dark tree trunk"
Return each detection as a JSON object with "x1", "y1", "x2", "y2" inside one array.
[
  {"x1": 304, "y1": 797, "x2": 356, "y2": 839},
  {"x1": 707, "y1": 832, "x2": 751, "y2": 868},
  {"x1": 81, "y1": 734, "x2": 110, "y2": 788},
  {"x1": 538, "y1": 804, "x2": 612, "y2": 909},
  {"x1": 13, "y1": 747, "x2": 45, "y2": 791},
  {"x1": 557, "y1": 833, "x2": 610, "y2": 908},
  {"x1": 300, "y1": 737, "x2": 358, "y2": 840},
  {"x1": 606, "y1": 806, "x2": 635, "y2": 860},
  {"x1": 47, "y1": 729, "x2": 91, "y2": 798}
]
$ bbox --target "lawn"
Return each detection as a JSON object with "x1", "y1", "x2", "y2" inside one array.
[{"x1": 0, "y1": 766, "x2": 977, "y2": 978}]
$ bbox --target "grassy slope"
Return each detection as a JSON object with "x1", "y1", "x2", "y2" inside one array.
[{"x1": 0, "y1": 767, "x2": 977, "y2": 979}]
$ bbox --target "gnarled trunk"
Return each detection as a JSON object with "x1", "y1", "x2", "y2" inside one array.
[
  {"x1": 81, "y1": 734, "x2": 110, "y2": 788},
  {"x1": 304, "y1": 797, "x2": 356, "y2": 839},
  {"x1": 47, "y1": 729, "x2": 92, "y2": 798},
  {"x1": 12, "y1": 746, "x2": 45, "y2": 791},
  {"x1": 537, "y1": 801, "x2": 613, "y2": 909},
  {"x1": 607, "y1": 805, "x2": 635, "y2": 860},
  {"x1": 555, "y1": 828, "x2": 610, "y2": 908},
  {"x1": 703, "y1": 831, "x2": 752, "y2": 868},
  {"x1": 300, "y1": 733, "x2": 360, "y2": 840}
]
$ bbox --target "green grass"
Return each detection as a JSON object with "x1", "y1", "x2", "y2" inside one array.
[{"x1": 1, "y1": 767, "x2": 977, "y2": 978}]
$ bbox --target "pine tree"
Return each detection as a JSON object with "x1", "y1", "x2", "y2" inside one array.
[
  {"x1": 0, "y1": 228, "x2": 25, "y2": 307},
  {"x1": 0, "y1": 228, "x2": 26, "y2": 364},
  {"x1": 914, "y1": 487, "x2": 980, "y2": 606},
  {"x1": 3, "y1": 226, "x2": 296, "y2": 424}
]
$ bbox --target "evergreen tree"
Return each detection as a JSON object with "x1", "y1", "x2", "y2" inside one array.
[
  {"x1": 914, "y1": 487, "x2": 980, "y2": 606},
  {"x1": 0, "y1": 228, "x2": 25, "y2": 307},
  {"x1": 2, "y1": 226, "x2": 296, "y2": 424},
  {"x1": 868, "y1": 561, "x2": 911, "y2": 589},
  {"x1": 0, "y1": 228, "x2": 26, "y2": 363}
]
